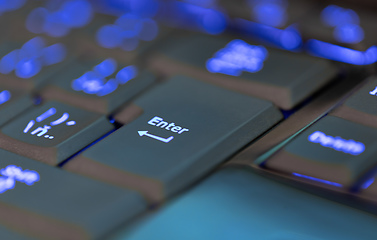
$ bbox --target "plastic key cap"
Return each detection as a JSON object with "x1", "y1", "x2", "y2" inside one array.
[
  {"x1": 0, "y1": 86, "x2": 33, "y2": 127},
  {"x1": 0, "y1": 149, "x2": 146, "y2": 240},
  {"x1": 148, "y1": 33, "x2": 338, "y2": 109},
  {"x1": 0, "y1": 101, "x2": 113, "y2": 165},
  {"x1": 332, "y1": 76, "x2": 377, "y2": 129},
  {"x1": 40, "y1": 58, "x2": 155, "y2": 114},
  {"x1": 63, "y1": 75, "x2": 283, "y2": 202},
  {"x1": 264, "y1": 116, "x2": 377, "y2": 188}
]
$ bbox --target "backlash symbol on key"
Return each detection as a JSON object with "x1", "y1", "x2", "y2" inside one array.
[{"x1": 23, "y1": 107, "x2": 76, "y2": 140}]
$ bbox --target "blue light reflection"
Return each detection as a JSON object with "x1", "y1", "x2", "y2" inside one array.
[
  {"x1": 333, "y1": 24, "x2": 364, "y2": 44},
  {"x1": 71, "y1": 59, "x2": 138, "y2": 96},
  {"x1": 321, "y1": 5, "x2": 364, "y2": 44},
  {"x1": 249, "y1": 0, "x2": 287, "y2": 27},
  {"x1": 321, "y1": 5, "x2": 359, "y2": 27},
  {"x1": 161, "y1": 1, "x2": 227, "y2": 35},
  {"x1": 0, "y1": 37, "x2": 66, "y2": 78},
  {"x1": 0, "y1": 90, "x2": 11, "y2": 105},
  {"x1": 307, "y1": 39, "x2": 377, "y2": 65},
  {"x1": 96, "y1": 14, "x2": 158, "y2": 51},
  {"x1": 206, "y1": 39, "x2": 267, "y2": 76},
  {"x1": 0, "y1": 0, "x2": 26, "y2": 15},
  {"x1": 234, "y1": 18, "x2": 302, "y2": 50},
  {"x1": 26, "y1": 0, "x2": 93, "y2": 37},
  {"x1": 361, "y1": 177, "x2": 374, "y2": 189},
  {"x1": 292, "y1": 173, "x2": 343, "y2": 187},
  {"x1": 183, "y1": 0, "x2": 216, "y2": 8},
  {"x1": 91, "y1": 0, "x2": 159, "y2": 18}
]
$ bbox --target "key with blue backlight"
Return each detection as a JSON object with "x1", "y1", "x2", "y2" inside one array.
[
  {"x1": 0, "y1": 148, "x2": 146, "y2": 240},
  {"x1": 39, "y1": 58, "x2": 155, "y2": 114},
  {"x1": 148, "y1": 33, "x2": 338, "y2": 109},
  {"x1": 25, "y1": 0, "x2": 94, "y2": 38},
  {"x1": 0, "y1": 37, "x2": 69, "y2": 91},
  {"x1": 63, "y1": 75, "x2": 282, "y2": 202},
  {"x1": 264, "y1": 116, "x2": 377, "y2": 189},
  {"x1": 157, "y1": 0, "x2": 227, "y2": 35},
  {"x1": 226, "y1": 0, "x2": 312, "y2": 51},
  {"x1": 71, "y1": 8, "x2": 171, "y2": 65},
  {"x1": 299, "y1": 3, "x2": 377, "y2": 65},
  {"x1": 0, "y1": 101, "x2": 113, "y2": 165}
]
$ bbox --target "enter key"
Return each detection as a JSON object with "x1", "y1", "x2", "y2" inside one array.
[{"x1": 63, "y1": 75, "x2": 282, "y2": 202}]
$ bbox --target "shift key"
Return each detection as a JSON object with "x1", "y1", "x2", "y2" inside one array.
[{"x1": 63, "y1": 75, "x2": 283, "y2": 202}]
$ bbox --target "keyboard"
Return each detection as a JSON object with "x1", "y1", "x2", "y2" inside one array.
[{"x1": 1, "y1": 0, "x2": 377, "y2": 239}]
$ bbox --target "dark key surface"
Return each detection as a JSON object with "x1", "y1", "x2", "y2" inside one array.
[
  {"x1": 0, "y1": 101, "x2": 113, "y2": 165},
  {"x1": 264, "y1": 116, "x2": 377, "y2": 188},
  {"x1": 63, "y1": 75, "x2": 282, "y2": 202},
  {"x1": 0, "y1": 86, "x2": 33, "y2": 127},
  {"x1": 40, "y1": 57, "x2": 155, "y2": 114},
  {"x1": 0, "y1": 149, "x2": 146, "y2": 240},
  {"x1": 148, "y1": 33, "x2": 338, "y2": 109},
  {"x1": 332, "y1": 76, "x2": 377, "y2": 129},
  {"x1": 116, "y1": 167, "x2": 377, "y2": 240}
]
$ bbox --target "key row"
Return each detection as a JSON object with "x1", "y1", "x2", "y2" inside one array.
[
  {"x1": 0, "y1": 76, "x2": 283, "y2": 238},
  {"x1": 6, "y1": 0, "x2": 377, "y2": 65},
  {"x1": 1, "y1": 33, "x2": 339, "y2": 114}
]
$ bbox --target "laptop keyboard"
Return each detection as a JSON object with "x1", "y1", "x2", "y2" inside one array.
[{"x1": 1, "y1": 0, "x2": 377, "y2": 239}]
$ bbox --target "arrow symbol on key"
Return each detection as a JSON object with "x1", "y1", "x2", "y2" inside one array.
[{"x1": 138, "y1": 131, "x2": 174, "y2": 143}]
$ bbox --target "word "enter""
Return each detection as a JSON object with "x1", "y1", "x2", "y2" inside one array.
[{"x1": 148, "y1": 116, "x2": 189, "y2": 134}]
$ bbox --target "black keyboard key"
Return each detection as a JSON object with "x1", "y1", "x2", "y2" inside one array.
[
  {"x1": 0, "y1": 101, "x2": 113, "y2": 165},
  {"x1": 332, "y1": 76, "x2": 377, "y2": 129},
  {"x1": 0, "y1": 149, "x2": 146, "y2": 240},
  {"x1": 0, "y1": 86, "x2": 33, "y2": 127},
  {"x1": 264, "y1": 116, "x2": 377, "y2": 188},
  {"x1": 63, "y1": 76, "x2": 282, "y2": 202},
  {"x1": 40, "y1": 57, "x2": 155, "y2": 114},
  {"x1": 148, "y1": 33, "x2": 338, "y2": 109}
]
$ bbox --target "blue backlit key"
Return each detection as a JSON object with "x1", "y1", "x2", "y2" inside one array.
[
  {"x1": 26, "y1": 0, "x2": 94, "y2": 37},
  {"x1": 157, "y1": 0, "x2": 227, "y2": 35},
  {"x1": 63, "y1": 75, "x2": 282, "y2": 202},
  {"x1": 148, "y1": 33, "x2": 338, "y2": 109},
  {"x1": 227, "y1": 0, "x2": 313, "y2": 50},
  {"x1": 0, "y1": 101, "x2": 113, "y2": 165},
  {"x1": 0, "y1": 37, "x2": 69, "y2": 91},
  {"x1": 299, "y1": 4, "x2": 377, "y2": 64},
  {"x1": 0, "y1": 148, "x2": 146, "y2": 239},
  {"x1": 264, "y1": 116, "x2": 377, "y2": 188},
  {"x1": 0, "y1": 85, "x2": 33, "y2": 127},
  {"x1": 39, "y1": 58, "x2": 155, "y2": 114},
  {"x1": 71, "y1": 12, "x2": 171, "y2": 64}
]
